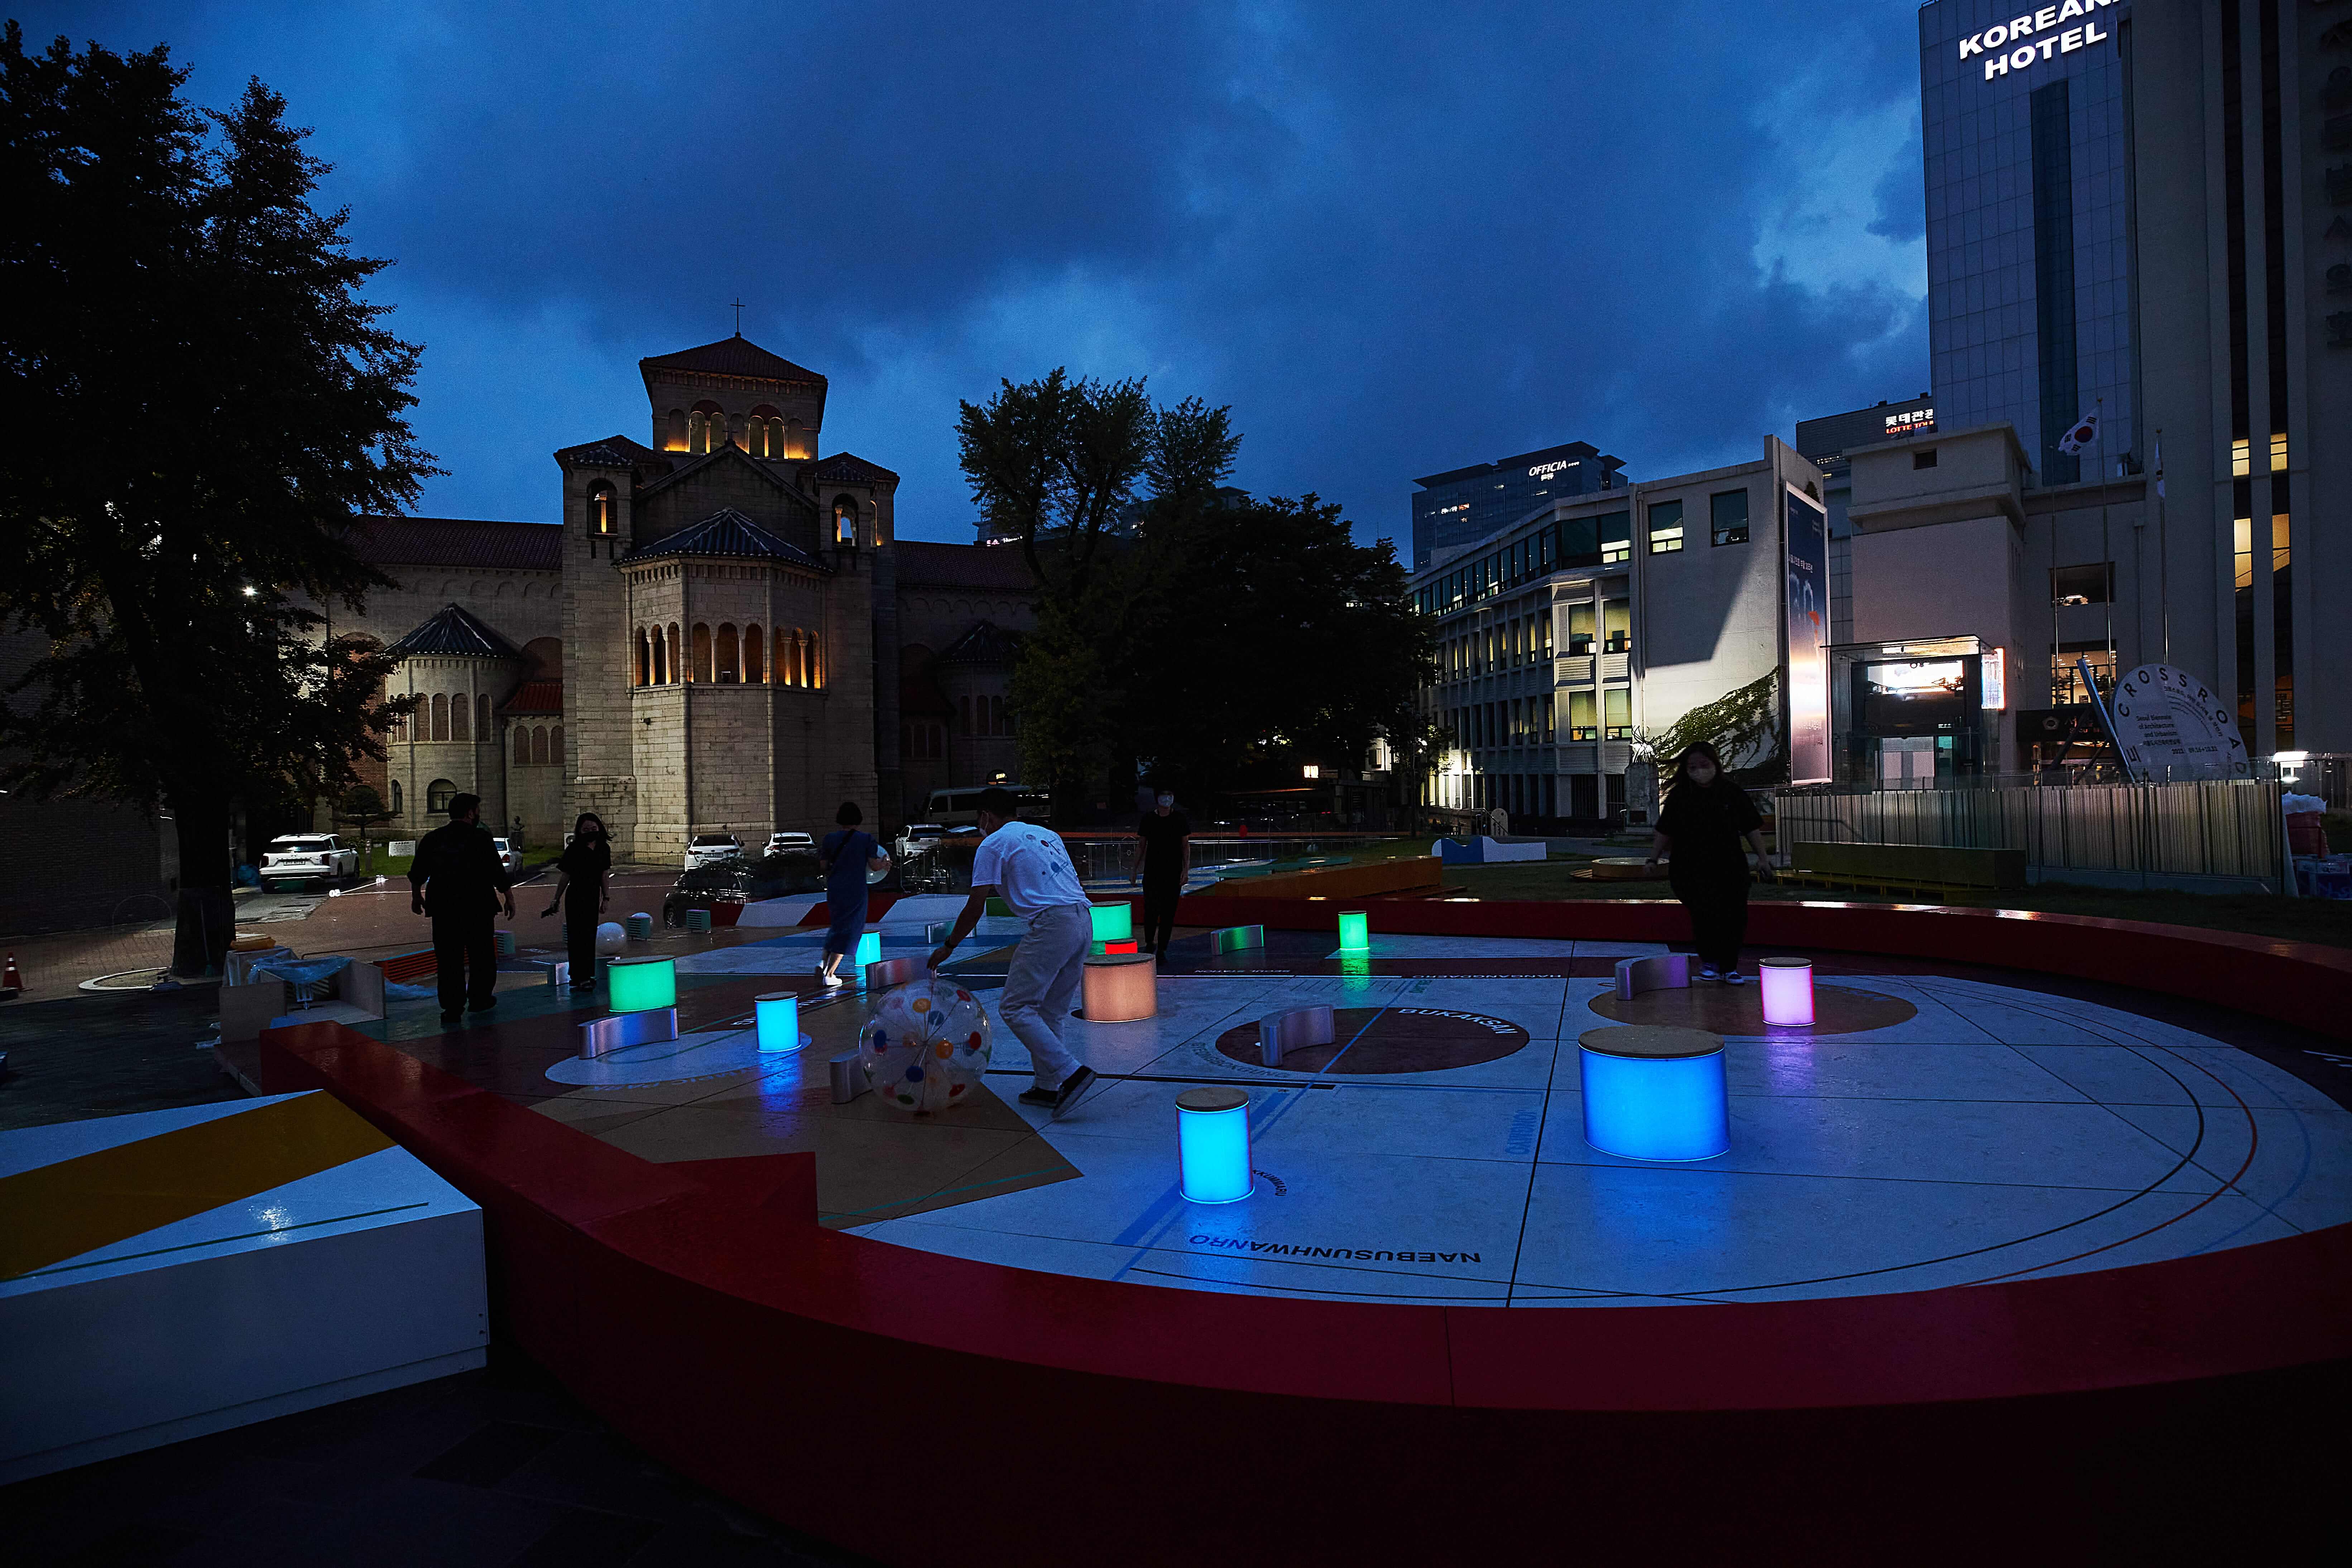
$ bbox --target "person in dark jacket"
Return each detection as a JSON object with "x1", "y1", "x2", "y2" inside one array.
[
  {"x1": 408, "y1": 792, "x2": 515, "y2": 1026},
  {"x1": 1135, "y1": 788, "x2": 1190, "y2": 958},
  {"x1": 816, "y1": 801, "x2": 888, "y2": 988},
  {"x1": 541, "y1": 813, "x2": 612, "y2": 993},
  {"x1": 1644, "y1": 742, "x2": 1771, "y2": 982}
]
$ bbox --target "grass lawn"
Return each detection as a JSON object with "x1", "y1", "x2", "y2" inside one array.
[
  {"x1": 1314, "y1": 837, "x2": 2352, "y2": 950},
  {"x1": 309, "y1": 843, "x2": 563, "y2": 884}
]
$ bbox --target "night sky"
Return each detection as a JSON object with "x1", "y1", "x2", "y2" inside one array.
[{"x1": 21, "y1": 1, "x2": 1932, "y2": 550}]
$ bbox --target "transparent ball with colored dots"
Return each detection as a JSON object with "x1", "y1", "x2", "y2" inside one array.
[{"x1": 859, "y1": 974, "x2": 993, "y2": 1113}]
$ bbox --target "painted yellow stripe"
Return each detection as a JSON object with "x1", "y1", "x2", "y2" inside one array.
[{"x1": 0, "y1": 1094, "x2": 393, "y2": 1280}]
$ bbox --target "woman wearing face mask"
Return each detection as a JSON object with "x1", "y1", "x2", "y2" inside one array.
[
  {"x1": 543, "y1": 813, "x2": 612, "y2": 992},
  {"x1": 1644, "y1": 742, "x2": 1771, "y2": 982}
]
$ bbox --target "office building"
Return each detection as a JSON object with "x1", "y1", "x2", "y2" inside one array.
[
  {"x1": 1794, "y1": 394, "x2": 1937, "y2": 644},
  {"x1": 1411, "y1": 439, "x2": 1827, "y2": 825},
  {"x1": 1901, "y1": 0, "x2": 2348, "y2": 757},
  {"x1": 1411, "y1": 441, "x2": 1625, "y2": 572}
]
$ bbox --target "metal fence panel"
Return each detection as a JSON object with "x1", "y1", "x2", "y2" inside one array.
[{"x1": 1774, "y1": 781, "x2": 2284, "y2": 884}]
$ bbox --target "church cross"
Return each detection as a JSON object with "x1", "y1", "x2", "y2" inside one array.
[{"x1": 729, "y1": 298, "x2": 745, "y2": 334}]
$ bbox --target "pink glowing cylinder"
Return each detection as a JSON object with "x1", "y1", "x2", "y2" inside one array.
[{"x1": 1760, "y1": 958, "x2": 1814, "y2": 1027}]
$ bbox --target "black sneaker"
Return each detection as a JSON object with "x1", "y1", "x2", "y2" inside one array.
[
  {"x1": 468, "y1": 998, "x2": 499, "y2": 1014},
  {"x1": 440, "y1": 1010, "x2": 463, "y2": 1028},
  {"x1": 1017, "y1": 1083, "x2": 1060, "y2": 1107},
  {"x1": 1050, "y1": 1066, "x2": 1097, "y2": 1114}
]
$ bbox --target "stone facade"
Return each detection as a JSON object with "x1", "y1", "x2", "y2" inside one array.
[{"x1": 340, "y1": 335, "x2": 1038, "y2": 861}]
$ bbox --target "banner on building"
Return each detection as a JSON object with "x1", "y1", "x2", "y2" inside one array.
[{"x1": 1784, "y1": 486, "x2": 1832, "y2": 785}]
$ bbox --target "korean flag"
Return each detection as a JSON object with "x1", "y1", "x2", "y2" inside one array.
[{"x1": 2058, "y1": 409, "x2": 2100, "y2": 455}]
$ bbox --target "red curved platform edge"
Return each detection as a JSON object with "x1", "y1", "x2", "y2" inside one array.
[{"x1": 256, "y1": 903, "x2": 2352, "y2": 1563}]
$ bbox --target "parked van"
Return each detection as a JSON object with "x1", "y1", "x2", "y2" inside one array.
[{"x1": 923, "y1": 785, "x2": 1049, "y2": 827}]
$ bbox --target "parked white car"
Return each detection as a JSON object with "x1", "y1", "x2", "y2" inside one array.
[
  {"x1": 685, "y1": 833, "x2": 743, "y2": 870},
  {"x1": 765, "y1": 831, "x2": 815, "y2": 855},
  {"x1": 896, "y1": 823, "x2": 949, "y2": 859},
  {"x1": 492, "y1": 837, "x2": 522, "y2": 874},
  {"x1": 261, "y1": 834, "x2": 359, "y2": 889}
]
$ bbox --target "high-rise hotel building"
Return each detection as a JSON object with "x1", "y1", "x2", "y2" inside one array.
[{"x1": 1916, "y1": 0, "x2": 2349, "y2": 755}]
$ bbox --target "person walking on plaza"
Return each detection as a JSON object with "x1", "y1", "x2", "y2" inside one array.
[
  {"x1": 541, "y1": 812, "x2": 611, "y2": 994},
  {"x1": 1136, "y1": 787, "x2": 1190, "y2": 959},
  {"x1": 928, "y1": 787, "x2": 1097, "y2": 1112},
  {"x1": 1644, "y1": 741, "x2": 1771, "y2": 983},
  {"x1": 817, "y1": 801, "x2": 888, "y2": 988},
  {"x1": 408, "y1": 792, "x2": 515, "y2": 1027}
]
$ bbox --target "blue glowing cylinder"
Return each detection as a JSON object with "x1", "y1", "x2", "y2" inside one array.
[
  {"x1": 854, "y1": 929, "x2": 882, "y2": 971},
  {"x1": 1578, "y1": 1026, "x2": 1729, "y2": 1161},
  {"x1": 754, "y1": 991, "x2": 800, "y2": 1053},
  {"x1": 1176, "y1": 1086, "x2": 1252, "y2": 1203}
]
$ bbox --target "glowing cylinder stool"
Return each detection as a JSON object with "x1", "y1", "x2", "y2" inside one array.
[
  {"x1": 1336, "y1": 910, "x2": 1369, "y2": 952},
  {"x1": 625, "y1": 912, "x2": 653, "y2": 941},
  {"x1": 1578, "y1": 1025, "x2": 1728, "y2": 1161},
  {"x1": 1090, "y1": 901, "x2": 1134, "y2": 943},
  {"x1": 1081, "y1": 953, "x2": 1157, "y2": 1022},
  {"x1": 854, "y1": 929, "x2": 882, "y2": 971},
  {"x1": 684, "y1": 907, "x2": 711, "y2": 934},
  {"x1": 606, "y1": 954, "x2": 677, "y2": 1015},
  {"x1": 1176, "y1": 1086, "x2": 1252, "y2": 1203},
  {"x1": 754, "y1": 991, "x2": 800, "y2": 1053},
  {"x1": 1760, "y1": 957, "x2": 1815, "y2": 1027},
  {"x1": 495, "y1": 929, "x2": 517, "y2": 957}
]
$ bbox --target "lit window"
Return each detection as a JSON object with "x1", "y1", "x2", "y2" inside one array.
[
  {"x1": 2233, "y1": 518, "x2": 2253, "y2": 591},
  {"x1": 1710, "y1": 490, "x2": 1750, "y2": 547},
  {"x1": 2270, "y1": 433, "x2": 2288, "y2": 472},
  {"x1": 1646, "y1": 500, "x2": 1684, "y2": 554},
  {"x1": 2232, "y1": 438, "x2": 2251, "y2": 478}
]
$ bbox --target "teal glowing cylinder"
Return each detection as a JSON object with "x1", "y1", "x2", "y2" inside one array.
[
  {"x1": 1337, "y1": 910, "x2": 1369, "y2": 952},
  {"x1": 607, "y1": 954, "x2": 677, "y2": 1015},
  {"x1": 1090, "y1": 902, "x2": 1133, "y2": 943},
  {"x1": 495, "y1": 929, "x2": 517, "y2": 957},
  {"x1": 684, "y1": 907, "x2": 711, "y2": 934},
  {"x1": 1176, "y1": 1086, "x2": 1252, "y2": 1203},
  {"x1": 625, "y1": 912, "x2": 653, "y2": 941},
  {"x1": 754, "y1": 991, "x2": 800, "y2": 1053},
  {"x1": 854, "y1": 929, "x2": 882, "y2": 971},
  {"x1": 1577, "y1": 1025, "x2": 1728, "y2": 1161}
]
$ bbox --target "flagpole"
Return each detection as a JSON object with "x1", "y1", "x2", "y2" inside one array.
[{"x1": 2155, "y1": 427, "x2": 2170, "y2": 664}]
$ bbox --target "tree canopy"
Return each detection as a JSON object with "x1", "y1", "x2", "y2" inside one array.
[{"x1": 0, "y1": 26, "x2": 431, "y2": 971}]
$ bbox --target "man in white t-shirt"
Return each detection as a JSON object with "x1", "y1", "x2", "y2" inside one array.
[{"x1": 928, "y1": 787, "x2": 1098, "y2": 1112}]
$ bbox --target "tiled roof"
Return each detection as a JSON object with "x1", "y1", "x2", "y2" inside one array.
[
  {"x1": 635, "y1": 441, "x2": 813, "y2": 507},
  {"x1": 801, "y1": 451, "x2": 899, "y2": 487},
  {"x1": 939, "y1": 620, "x2": 1022, "y2": 667},
  {"x1": 554, "y1": 433, "x2": 662, "y2": 469},
  {"x1": 639, "y1": 334, "x2": 825, "y2": 385},
  {"x1": 619, "y1": 508, "x2": 828, "y2": 571},
  {"x1": 501, "y1": 678, "x2": 563, "y2": 715},
  {"x1": 895, "y1": 539, "x2": 1037, "y2": 591},
  {"x1": 385, "y1": 603, "x2": 523, "y2": 660},
  {"x1": 348, "y1": 516, "x2": 561, "y2": 572}
]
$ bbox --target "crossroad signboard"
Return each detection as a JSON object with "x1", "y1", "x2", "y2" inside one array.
[{"x1": 2107, "y1": 664, "x2": 2250, "y2": 780}]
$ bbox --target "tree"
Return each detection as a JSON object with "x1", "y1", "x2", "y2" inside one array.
[
  {"x1": 0, "y1": 28, "x2": 433, "y2": 973},
  {"x1": 335, "y1": 784, "x2": 396, "y2": 873}
]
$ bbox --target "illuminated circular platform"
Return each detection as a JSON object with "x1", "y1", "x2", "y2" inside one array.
[{"x1": 254, "y1": 897, "x2": 2352, "y2": 1564}]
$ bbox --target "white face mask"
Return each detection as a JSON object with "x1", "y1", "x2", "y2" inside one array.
[{"x1": 1156, "y1": 794, "x2": 1175, "y2": 809}]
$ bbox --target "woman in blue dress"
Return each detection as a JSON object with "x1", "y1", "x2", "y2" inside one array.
[{"x1": 817, "y1": 801, "x2": 888, "y2": 987}]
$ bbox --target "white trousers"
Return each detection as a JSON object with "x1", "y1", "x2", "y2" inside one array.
[{"x1": 998, "y1": 902, "x2": 1092, "y2": 1089}]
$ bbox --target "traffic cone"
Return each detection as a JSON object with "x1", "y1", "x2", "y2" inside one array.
[{"x1": 0, "y1": 951, "x2": 21, "y2": 1000}]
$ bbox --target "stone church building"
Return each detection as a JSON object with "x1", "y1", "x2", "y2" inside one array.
[{"x1": 342, "y1": 334, "x2": 1038, "y2": 861}]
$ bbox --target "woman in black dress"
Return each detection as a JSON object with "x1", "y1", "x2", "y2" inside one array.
[
  {"x1": 1644, "y1": 742, "x2": 1771, "y2": 982},
  {"x1": 542, "y1": 813, "x2": 612, "y2": 992}
]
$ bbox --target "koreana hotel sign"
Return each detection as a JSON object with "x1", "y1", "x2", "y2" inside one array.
[{"x1": 1959, "y1": 0, "x2": 2115, "y2": 82}]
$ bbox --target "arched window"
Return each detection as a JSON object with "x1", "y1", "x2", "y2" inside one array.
[
  {"x1": 635, "y1": 628, "x2": 651, "y2": 687},
  {"x1": 832, "y1": 495, "x2": 859, "y2": 546},
  {"x1": 690, "y1": 401, "x2": 728, "y2": 454},
  {"x1": 747, "y1": 405, "x2": 782, "y2": 458},
  {"x1": 588, "y1": 483, "x2": 615, "y2": 535},
  {"x1": 391, "y1": 780, "x2": 403, "y2": 816},
  {"x1": 450, "y1": 692, "x2": 470, "y2": 743},
  {"x1": 664, "y1": 408, "x2": 688, "y2": 452},
  {"x1": 551, "y1": 725, "x2": 564, "y2": 760},
  {"x1": 768, "y1": 417, "x2": 787, "y2": 457},
  {"x1": 779, "y1": 629, "x2": 798, "y2": 688},
  {"x1": 427, "y1": 778, "x2": 456, "y2": 814},
  {"x1": 716, "y1": 624, "x2": 739, "y2": 683},
  {"x1": 783, "y1": 418, "x2": 810, "y2": 460},
  {"x1": 431, "y1": 693, "x2": 449, "y2": 741},
  {"x1": 686, "y1": 410, "x2": 708, "y2": 454},
  {"x1": 531, "y1": 725, "x2": 549, "y2": 765},
  {"x1": 744, "y1": 624, "x2": 764, "y2": 683},
  {"x1": 651, "y1": 627, "x2": 666, "y2": 686},
  {"x1": 475, "y1": 694, "x2": 490, "y2": 738},
  {"x1": 514, "y1": 725, "x2": 530, "y2": 764},
  {"x1": 806, "y1": 630, "x2": 821, "y2": 688},
  {"x1": 691, "y1": 623, "x2": 712, "y2": 684},
  {"x1": 667, "y1": 623, "x2": 681, "y2": 684}
]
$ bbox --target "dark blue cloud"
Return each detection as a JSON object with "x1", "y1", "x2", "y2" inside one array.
[{"x1": 18, "y1": 0, "x2": 1933, "y2": 549}]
